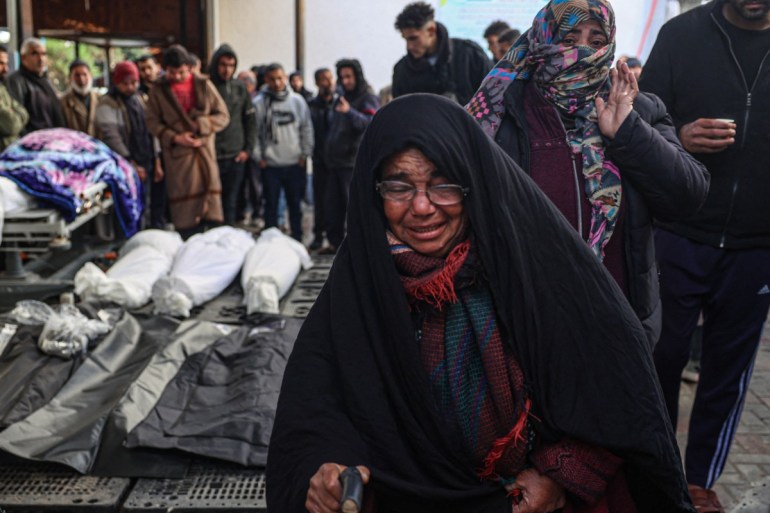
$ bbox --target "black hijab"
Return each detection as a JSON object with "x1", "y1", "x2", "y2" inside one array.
[{"x1": 267, "y1": 94, "x2": 693, "y2": 513}]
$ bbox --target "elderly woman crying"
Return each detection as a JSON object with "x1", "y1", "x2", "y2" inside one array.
[{"x1": 266, "y1": 91, "x2": 695, "y2": 513}]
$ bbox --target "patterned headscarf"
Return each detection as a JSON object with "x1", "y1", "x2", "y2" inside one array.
[{"x1": 467, "y1": 0, "x2": 621, "y2": 260}]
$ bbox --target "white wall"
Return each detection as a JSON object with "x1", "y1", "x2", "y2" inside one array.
[
  {"x1": 304, "y1": 0, "x2": 407, "y2": 94},
  {"x1": 213, "y1": 0, "x2": 671, "y2": 93},
  {"x1": 213, "y1": 0, "x2": 407, "y2": 93},
  {"x1": 213, "y1": 0, "x2": 295, "y2": 77}
]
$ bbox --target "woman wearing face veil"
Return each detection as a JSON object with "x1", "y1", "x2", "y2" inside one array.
[
  {"x1": 266, "y1": 92, "x2": 694, "y2": 513},
  {"x1": 467, "y1": 0, "x2": 708, "y2": 348}
]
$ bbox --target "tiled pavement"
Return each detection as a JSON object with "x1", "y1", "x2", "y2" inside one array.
[{"x1": 676, "y1": 318, "x2": 770, "y2": 512}]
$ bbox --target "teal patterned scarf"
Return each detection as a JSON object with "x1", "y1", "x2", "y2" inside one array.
[
  {"x1": 389, "y1": 232, "x2": 531, "y2": 483},
  {"x1": 466, "y1": 0, "x2": 622, "y2": 260}
]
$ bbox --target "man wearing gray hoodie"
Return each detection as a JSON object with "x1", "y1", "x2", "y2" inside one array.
[{"x1": 254, "y1": 63, "x2": 313, "y2": 241}]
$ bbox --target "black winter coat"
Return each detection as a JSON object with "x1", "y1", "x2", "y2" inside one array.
[
  {"x1": 640, "y1": 0, "x2": 770, "y2": 249},
  {"x1": 392, "y1": 22, "x2": 492, "y2": 106},
  {"x1": 495, "y1": 81, "x2": 709, "y2": 345},
  {"x1": 324, "y1": 90, "x2": 379, "y2": 169},
  {"x1": 6, "y1": 68, "x2": 65, "y2": 135},
  {"x1": 309, "y1": 95, "x2": 333, "y2": 166}
]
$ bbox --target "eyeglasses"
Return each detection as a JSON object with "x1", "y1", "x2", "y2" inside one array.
[{"x1": 376, "y1": 180, "x2": 468, "y2": 206}]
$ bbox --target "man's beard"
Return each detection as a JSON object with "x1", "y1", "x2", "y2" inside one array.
[
  {"x1": 729, "y1": 0, "x2": 770, "y2": 21},
  {"x1": 72, "y1": 82, "x2": 92, "y2": 96}
]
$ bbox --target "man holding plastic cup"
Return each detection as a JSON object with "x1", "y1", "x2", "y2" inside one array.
[{"x1": 640, "y1": 1, "x2": 770, "y2": 511}]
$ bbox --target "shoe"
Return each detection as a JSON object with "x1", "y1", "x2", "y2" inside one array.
[
  {"x1": 251, "y1": 217, "x2": 265, "y2": 230},
  {"x1": 308, "y1": 237, "x2": 324, "y2": 251},
  {"x1": 682, "y1": 360, "x2": 701, "y2": 384},
  {"x1": 317, "y1": 245, "x2": 337, "y2": 255},
  {"x1": 688, "y1": 484, "x2": 725, "y2": 513},
  {"x1": 238, "y1": 212, "x2": 253, "y2": 227}
]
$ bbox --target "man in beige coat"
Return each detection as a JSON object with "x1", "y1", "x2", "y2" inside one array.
[
  {"x1": 145, "y1": 45, "x2": 230, "y2": 237},
  {"x1": 60, "y1": 60, "x2": 99, "y2": 137}
]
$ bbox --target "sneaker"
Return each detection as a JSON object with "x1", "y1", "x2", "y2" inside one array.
[
  {"x1": 682, "y1": 360, "x2": 701, "y2": 384},
  {"x1": 237, "y1": 212, "x2": 252, "y2": 228},
  {"x1": 309, "y1": 237, "x2": 324, "y2": 251},
  {"x1": 251, "y1": 217, "x2": 265, "y2": 230}
]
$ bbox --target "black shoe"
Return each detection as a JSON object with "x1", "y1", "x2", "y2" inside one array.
[
  {"x1": 317, "y1": 245, "x2": 337, "y2": 255},
  {"x1": 309, "y1": 237, "x2": 324, "y2": 251}
]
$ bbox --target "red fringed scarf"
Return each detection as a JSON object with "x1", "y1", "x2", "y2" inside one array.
[
  {"x1": 389, "y1": 232, "x2": 532, "y2": 483},
  {"x1": 387, "y1": 231, "x2": 470, "y2": 310}
]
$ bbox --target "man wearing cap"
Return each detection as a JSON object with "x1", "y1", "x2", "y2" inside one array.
[
  {"x1": 7, "y1": 37, "x2": 65, "y2": 135},
  {"x1": 60, "y1": 59, "x2": 99, "y2": 137},
  {"x1": 96, "y1": 61, "x2": 156, "y2": 223}
]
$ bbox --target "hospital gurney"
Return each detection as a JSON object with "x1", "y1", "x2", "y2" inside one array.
[{"x1": 0, "y1": 181, "x2": 117, "y2": 308}]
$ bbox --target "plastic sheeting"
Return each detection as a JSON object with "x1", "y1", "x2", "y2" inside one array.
[
  {"x1": 241, "y1": 228, "x2": 312, "y2": 314},
  {"x1": 125, "y1": 317, "x2": 301, "y2": 466},
  {"x1": 87, "y1": 316, "x2": 215, "y2": 479},
  {"x1": 74, "y1": 230, "x2": 183, "y2": 309},
  {"x1": 0, "y1": 322, "x2": 79, "y2": 428},
  {"x1": 0, "y1": 303, "x2": 124, "y2": 427},
  {"x1": 9, "y1": 300, "x2": 117, "y2": 359},
  {"x1": 0, "y1": 311, "x2": 162, "y2": 473},
  {"x1": 152, "y1": 227, "x2": 256, "y2": 318},
  {"x1": 112, "y1": 320, "x2": 235, "y2": 438}
]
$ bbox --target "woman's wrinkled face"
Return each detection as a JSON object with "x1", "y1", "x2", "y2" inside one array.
[
  {"x1": 558, "y1": 20, "x2": 608, "y2": 50},
  {"x1": 381, "y1": 148, "x2": 466, "y2": 258}
]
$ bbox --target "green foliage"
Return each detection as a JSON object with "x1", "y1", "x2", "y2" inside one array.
[{"x1": 43, "y1": 38, "x2": 150, "y2": 92}]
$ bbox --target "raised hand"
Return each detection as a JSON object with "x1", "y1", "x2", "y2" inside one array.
[{"x1": 595, "y1": 60, "x2": 639, "y2": 139}]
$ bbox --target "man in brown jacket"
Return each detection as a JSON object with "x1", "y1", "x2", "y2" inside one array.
[
  {"x1": 60, "y1": 60, "x2": 99, "y2": 137},
  {"x1": 145, "y1": 45, "x2": 230, "y2": 238}
]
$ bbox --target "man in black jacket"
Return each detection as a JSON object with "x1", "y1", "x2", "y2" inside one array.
[
  {"x1": 7, "y1": 38, "x2": 65, "y2": 135},
  {"x1": 209, "y1": 44, "x2": 257, "y2": 226},
  {"x1": 320, "y1": 59, "x2": 379, "y2": 254},
  {"x1": 392, "y1": 2, "x2": 491, "y2": 105},
  {"x1": 640, "y1": 1, "x2": 770, "y2": 510}
]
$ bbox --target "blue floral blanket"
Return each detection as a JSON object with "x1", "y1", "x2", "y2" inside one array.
[{"x1": 0, "y1": 128, "x2": 143, "y2": 236}]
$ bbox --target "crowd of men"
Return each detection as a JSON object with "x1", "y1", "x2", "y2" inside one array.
[{"x1": 0, "y1": 2, "x2": 502, "y2": 252}]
